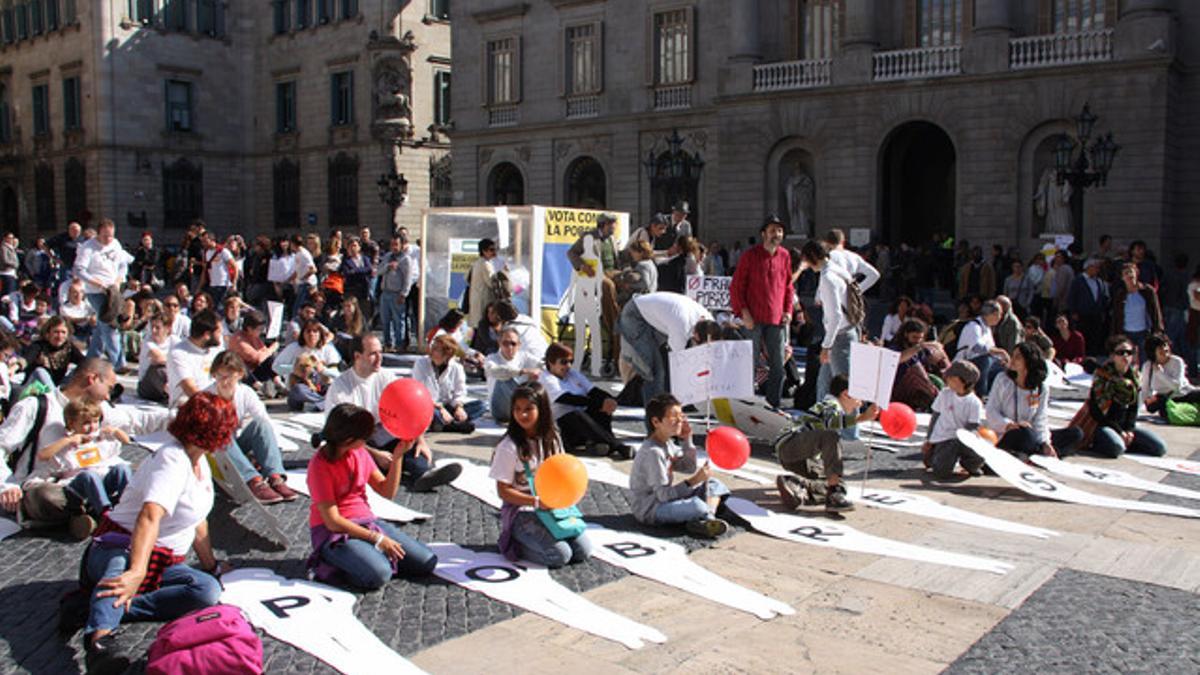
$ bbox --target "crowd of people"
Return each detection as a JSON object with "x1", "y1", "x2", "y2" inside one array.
[{"x1": 0, "y1": 211, "x2": 1194, "y2": 673}]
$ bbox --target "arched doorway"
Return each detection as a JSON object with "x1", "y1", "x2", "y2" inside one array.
[
  {"x1": 1, "y1": 186, "x2": 17, "y2": 233},
  {"x1": 880, "y1": 121, "x2": 955, "y2": 246},
  {"x1": 487, "y1": 162, "x2": 525, "y2": 206},
  {"x1": 565, "y1": 156, "x2": 606, "y2": 209}
]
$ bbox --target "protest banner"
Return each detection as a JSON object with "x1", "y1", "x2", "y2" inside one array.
[
  {"x1": 1029, "y1": 456, "x2": 1200, "y2": 502},
  {"x1": 849, "y1": 343, "x2": 901, "y2": 407},
  {"x1": 685, "y1": 275, "x2": 731, "y2": 312},
  {"x1": 668, "y1": 340, "x2": 755, "y2": 406}
]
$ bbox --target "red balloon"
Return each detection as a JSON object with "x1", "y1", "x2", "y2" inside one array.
[
  {"x1": 879, "y1": 402, "x2": 917, "y2": 440},
  {"x1": 378, "y1": 378, "x2": 435, "y2": 440},
  {"x1": 706, "y1": 426, "x2": 750, "y2": 470}
]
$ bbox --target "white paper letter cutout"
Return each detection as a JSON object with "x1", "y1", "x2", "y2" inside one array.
[
  {"x1": 1029, "y1": 455, "x2": 1200, "y2": 502},
  {"x1": 842, "y1": 485, "x2": 1058, "y2": 539}
]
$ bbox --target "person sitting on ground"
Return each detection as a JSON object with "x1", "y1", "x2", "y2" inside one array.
[
  {"x1": 227, "y1": 310, "x2": 283, "y2": 397},
  {"x1": 992, "y1": 295, "x2": 1023, "y2": 354},
  {"x1": 22, "y1": 316, "x2": 85, "y2": 390},
  {"x1": 153, "y1": 295, "x2": 191, "y2": 341},
  {"x1": 985, "y1": 341, "x2": 1085, "y2": 459},
  {"x1": 954, "y1": 299, "x2": 1009, "y2": 396},
  {"x1": 412, "y1": 335, "x2": 485, "y2": 434},
  {"x1": 921, "y1": 362, "x2": 985, "y2": 479},
  {"x1": 0, "y1": 281, "x2": 38, "y2": 333},
  {"x1": 489, "y1": 384, "x2": 595, "y2": 567},
  {"x1": 484, "y1": 326, "x2": 542, "y2": 423},
  {"x1": 76, "y1": 392, "x2": 236, "y2": 675},
  {"x1": 469, "y1": 301, "x2": 505, "y2": 357},
  {"x1": 1050, "y1": 313, "x2": 1087, "y2": 367},
  {"x1": 273, "y1": 318, "x2": 342, "y2": 380},
  {"x1": 219, "y1": 294, "x2": 244, "y2": 338},
  {"x1": 541, "y1": 342, "x2": 631, "y2": 459},
  {"x1": 165, "y1": 310, "x2": 222, "y2": 407},
  {"x1": 773, "y1": 375, "x2": 879, "y2": 513},
  {"x1": 287, "y1": 353, "x2": 327, "y2": 413},
  {"x1": 60, "y1": 280, "x2": 97, "y2": 345},
  {"x1": 306, "y1": 403, "x2": 438, "y2": 590},
  {"x1": 189, "y1": 291, "x2": 214, "y2": 322},
  {"x1": 880, "y1": 296, "x2": 912, "y2": 345},
  {"x1": 1070, "y1": 335, "x2": 1167, "y2": 458},
  {"x1": 332, "y1": 296, "x2": 368, "y2": 362},
  {"x1": 205, "y1": 351, "x2": 297, "y2": 504},
  {"x1": 887, "y1": 318, "x2": 950, "y2": 412},
  {"x1": 429, "y1": 309, "x2": 486, "y2": 376},
  {"x1": 323, "y1": 335, "x2": 461, "y2": 491},
  {"x1": 1021, "y1": 316, "x2": 1056, "y2": 363},
  {"x1": 630, "y1": 393, "x2": 730, "y2": 538},
  {"x1": 0, "y1": 333, "x2": 19, "y2": 411},
  {"x1": 1140, "y1": 333, "x2": 1200, "y2": 419},
  {"x1": 137, "y1": 311, "x2": 174, "y2": 404},
  {"x1": 283, "y1": 301, "x2": 331, "y2": 346}
]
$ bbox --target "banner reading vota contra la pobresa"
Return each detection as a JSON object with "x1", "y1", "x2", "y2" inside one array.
[{"x1": 533, "y1": 207, "x2": 628, "y2": 341}]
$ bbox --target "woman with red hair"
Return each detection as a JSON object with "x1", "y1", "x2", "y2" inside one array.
[{"x1": 75, "y1": 392, "x2": 239, "y2": 674}]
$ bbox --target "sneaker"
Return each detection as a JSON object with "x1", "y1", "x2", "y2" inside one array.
[
  {"x1": 588, "y1": 443, "x2": 610, "y2": 457},
  {"x1": 85, "y1": 631, "x2": 131, "y2": 675},
  {"x1": 68, "y1": 514, "x2": 96, "y2": 541},
  {"x1": 268, "y1": 475, "x2": 299, "y2": 502},
  {"x1": 825, "y1": 484, "x2": 855, "y2": 513},
  {"x1": 685, "y1": 518, "x2": 729, "y2": 539},
  {"x1": 776, "y1": 475, "x2": 806, "y2": 511},
  {"x1": 248, "y1": 478, "x2": 284, "y2": 505},
  {"x1": 413, "y1": 463, "x2": 462, "y2": 492},
  {"x1": 611, "y1": 444, "x2": 634, "y2": 461}
]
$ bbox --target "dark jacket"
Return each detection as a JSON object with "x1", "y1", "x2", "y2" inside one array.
[
  {"x1": 1067, "y1": 273, "x2": 1110, "y2": 318},
  {"x1": 1110, "y1": 283, "x2": 1163, "y2": 335}
]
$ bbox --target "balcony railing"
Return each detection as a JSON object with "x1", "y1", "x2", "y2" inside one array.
[
  {"x1": 653, "y1": 84, "x2": 691, "y2": 111},
  {"x1": 1010, "y1": 29, "x2": 1113, "y2": 70},
  {"x1": 487, "y1": 105, "x2": 518, "y2": 128},
  {"x1": 873, "y1": 45, "x2": 962, "y2": 82},
  {"x1": 752, "y1": 59, "x2": 832, "y2": 92},
  {"x1": 565, "y1": 94, "x2": 600, "y2": 119}
]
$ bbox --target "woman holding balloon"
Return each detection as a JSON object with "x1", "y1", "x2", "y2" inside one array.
[{"x1": 489, "y1": 384, "x2": 594, "y2": 568}]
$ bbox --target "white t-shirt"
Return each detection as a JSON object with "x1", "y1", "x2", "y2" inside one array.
[
  {"x1": 273, "y1": 341, "x2": 342, "y2": 377},
  {"x1": 166, "y1": 339, "x2": 219, "y2": 407},
  {"x1": 411, "y1": 356, "x2": 467, "y2": 407},
  {"x1": 487, "y1": 436, "x2": 543, "y2": 501},
  {"x1": 483, "y1": 350, "x2": 542, "y2": 399},
  {"x1": 59, "y1": 299, "x2": 95, "y2": 324},
  {"x1": 955, "y1": 318, "x2": 995, "y2": 361},
  {"x1": 542, "y1": 370, "x2": 592, "y2": 420},
  {"x1": 324, "y1": 368, "x2": 392, "y2": 414},
  {"x1": 206, "y1": 247, "x2": 235, "y2": 288},
  {"x1": 73, "y1": 237, "x2": 129, "y2": 294},
  {"x1": 829, "y1": 248, "x2": 881, "y2": 293},
  {"x1": 138, "y1": 335, "x2": 177, "y2": 380},
  {"x1": 295, "y1": 247, "x2": 318, "y2": 286},
  {"x1": 631, "y1": 293, "x2": 713, "y2": 352},
  {"x1": 929, "y1": 389, "x2": 984, "y2": 444},
  {"x1": 47, "y1": 437, "x2": 126, "y2": 480},
  {"x1": 107, "y1": 441, "x2": 214, "y2": 556},
  {"x1": 204, "y1": 381, "x2": 270, "y2": 434}
]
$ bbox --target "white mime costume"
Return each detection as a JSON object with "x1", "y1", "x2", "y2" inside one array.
[{"x1": 573, "y1": 233, "x2": 605, "y2": 377}]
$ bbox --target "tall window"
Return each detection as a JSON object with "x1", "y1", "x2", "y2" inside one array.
[
  {"x1": 64, "y1": 157, "x2": 86, "y2": 223},
  {"x1": 35, "y1": 163, "x2": 55, "y2": 230},
  {"x1": 486, "y1": 37, "x2": 519, "y2": 105},
  {"x1": 164, "y1": 0, "x2": 187, "y2": 31},
  {"x1": 433, "y1": 70, "x2": 451, "y2": 126},
  {"x1": 328, "y1": 153, "x2": 358, "y2": 228},
  {"x1": 62, "y1": 76, "x2": 81, "y2": 131},
  {"x1": 565, "y1": 23, "x2": 601, "y2": 95},
  {"x1": 330, "y1": 71, "x2": 354, "y2": 126},
  {"x1": 339, "y1": 0, "x2": 357, "y2": 20},
  {"x1": 430, "y1": 154, "x2": 452, "y2": 207},
  {"x1": 273, "y1": 0, "x2": 290, "y2": 33},
  {"x1": 316, "y1": 0, "x2": 331, "y2": 23},
  {"x1": 2, "y1": 3, "x2": 13, "y2": 44},
  {"x1": 799, "y1": 0, "x2": 840, "y2": 60},
  {"x1": 32, "y1": 83, "x2": 50, "y2": 136},
  {"x1": 30, "y1": 0, "x2": 43, "y2": 35},
  {"x1": 15, "y1": 1, "x2": 27, "y2": 40},
  {"x1": 197, "y1": 0, "x2": 216, "y2": 35},
  {"x1": 295, "y1": 0, "x2": 308, "y2": 28},
  {"x1": 130, "y1": 0, "x2": 154, "y2": 24},
  {"x1": 917, "y1": 0, "x2": 963, "y2": 47},
  {"x1": 163, "y1": 158, "x2": 202, "y2": 228},
  {"x1": 0, "y1": 84, "x2": 9, "y2": 143},
  {"x1": 276, "y1": 81, "x2": 297, "y2": 133},
  {"x1": 46, "y1": 0, "x2": 58, "y2": 30},
  {"x1": 165, "y1": 80, "x2": 193, "y2": 132},
  {"x1": 1053, "y1": 0, "x2": 1106, "y2": 33},
  {"x1": 274, "y1": 159, "x2": 300, "y2": 228},
  {"x1": 653, "y1": 8, "x2": 692, "y2": 85},
  {"x1": 430, "y1": 0, "x2": 449, "y2": 20}
]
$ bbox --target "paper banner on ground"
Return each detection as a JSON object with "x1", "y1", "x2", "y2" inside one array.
[
  {"x1": 222, "y1": 568, "x2": 425, "y2": 675},
  {"x1": 429, "y1": 543, "x2": 667, "y2": 649},
  {"x1": 285, "y1": 472, "x2": 430, "y2": 522},
  {"x1": 208, "y1": 452, "x2": 289, "y2": 546},
  {"x1": 266, "y1": 301, "x2": 285, "y2": 340},
  {"x1": 957, "y1": 431, "x2": 1200, "y2": 519},
  {"x1": 133, "y1": 430, "x2": 174, "y2": 453},
  {"x1": 433, "y1": 459, "x2": 503, "y2": 509},
  {"x1": 848, "y1": 343, "x2": 901, "y2": 409},
  {"x1": 579, "y1": 458, "x2": 631, "y2": 489},
  {"x1": 712, "y1": 398, "x2": 793, "y2": 443},
  {"x1": 587, "y1": 526, "x2": 794, "y2": 620},
  {"x1": 842, "y1": 485, "x2": 1058, "y2": 539},
  {"x1": 0, "y1": 517, "x2": 19, "y2": 542},
  {"x1": 725, "y1": 497, "x2": 1013, "y2": 574},
  {"x1": 1029, "y1": 455, "x2": 1200, "y2": 502},
  {"x1": 669, "y1": 341, "x2": 755, "y2": 406},
  {"x1": 288, "y1": 412, "x2": 329, "y2": 430},
  {"x1": 1127, "y1": 455, "x2": 1200, "y2": 477},
  {"x1": 272, "y1": 420, "x2": 314, "y2": 444}
]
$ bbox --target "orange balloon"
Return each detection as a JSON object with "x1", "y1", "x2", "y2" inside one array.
[
  {"x1": 978, "y1": 427, "x2": 999, "y2": 445},
  {"x1": 534, "y1": 454, "x2": 589, "y2": 509}
]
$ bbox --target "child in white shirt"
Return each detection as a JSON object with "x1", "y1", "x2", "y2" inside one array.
[{"x1": 922, "y1": 361, "x2": 985, "y2": 479}]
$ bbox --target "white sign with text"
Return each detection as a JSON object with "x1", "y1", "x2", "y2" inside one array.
[
  {"x1": 849, "y1": 343, "x2": 901, "y2": 407},
  {"x1": 669, "y1": 340, "x2": 755, "y2": 406}
]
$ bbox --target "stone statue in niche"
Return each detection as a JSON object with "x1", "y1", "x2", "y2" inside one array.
[
  {"x1": 784, "y1": 169, "x2": 814, "y2": 237},
  {"x1": 1034, "y1": 166, "x2": 1072, "y2": 234},
  {"x1": 373, "y1": 57, "x2": 413, "y2": 135}
]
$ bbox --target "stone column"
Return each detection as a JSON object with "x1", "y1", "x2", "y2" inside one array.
[
  {"x1": 728, "y1": 0, "x2": 761, "y2": 63},
  {"x1": 834, "y1": 0, "x2": 878, "y2": 85},
  {"x1": 964, "y1": 0, "x2": 1013, "y2": 74},
  {"x1": 973, "y1": 0, "x2": 1014, "y2": 35},
  {"x1": 1115, "y1": 0, "x2": 1175, "y2": 60},
  {"x1": 1119, "y1": 0, "x2": 1175, "y2": 16}
]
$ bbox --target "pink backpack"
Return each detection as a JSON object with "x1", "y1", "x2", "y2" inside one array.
[{"x1": 146, "y1": 605, "x2": 263, "y2": 675}]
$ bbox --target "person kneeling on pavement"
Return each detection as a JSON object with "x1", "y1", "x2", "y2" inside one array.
[
  {"x1": 630, "y1": 394, "x2": 730, "y2": 538},
  {"x1": 921, "y1": 361, "x2": 986, "y2": 479},
  {"x1": 773, "y1": 375, "x2": 879, "y2": 513}
]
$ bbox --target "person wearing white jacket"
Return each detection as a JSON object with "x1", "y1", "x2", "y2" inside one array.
[
  {"x1": 74, "y1": 219, "x2": 131, "y2": 370},
  {"x1": 802, "y1": 241, "x2": 857, "y2": 403},
  {"x1": 412, "y1": 335, "x2": 484, "y2": 433},
  {"x1": 483, "y1": 327, "x2": 542, "y2": 422},
  {"x1": 1140, "y1": 334, "x2": 1200, "y2": 419},
  {"x1": 825, "y1": 229, "x2": 880, "y2": 293}
]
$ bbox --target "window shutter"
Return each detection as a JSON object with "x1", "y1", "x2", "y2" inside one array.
[
  {"x1": 685, "y1": 5, "x2": 695, "y2": 84},
  {"x1": 595, "y1": 21, "x2": 604, "y2": 93}
]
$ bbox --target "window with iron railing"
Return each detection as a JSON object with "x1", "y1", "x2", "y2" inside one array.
[
  {"x1": 1053, "y1": 0, "x2": 1106, "y2": 33},
  {"x1": 798, "y1": 0, "x2": 840, "y2": 60},
  {"x1": 487, "y1": 37, "x2": 519, "y2": 105},
  {"x1": 918, "y1": 0, "x2": 963, "y2": 47},
  {"x1": 653, "y1": 8, "x2": 692, "y2": 85},
  {"x1": 566, "y1": 22, "x2": 602, "y2": 95}
]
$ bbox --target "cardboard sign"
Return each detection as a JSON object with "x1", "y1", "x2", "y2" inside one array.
[
  {"x1": 1029, "y1": 456, "x2": 1200, "y2": 502},
  {"x1": 429, "y1": 543, "x2": 667, "y2": 650},
  {"x1": 668, "y1": 341, "x2": 755, "y2": 406},
  {"x1": 222, "y1": 568, "x2": 425, "y2": 675},
  {"x1": 957, "y1": 431, "x2": 1200, "y2": 519},
  {"x1": 725, "y1": 497, "x2": 1013, "y2": 574},
  {"x1": 712, "y1": 398, "x2": 794, "y2": 442},
  {"x1": 285, "y1": 471, "x2": 430, "y2": 523},
  {"x1": 267, "y1": 256, "x2": 294, "y2": 284},
  {"x1": 685, "y1": 275, "x2": 732, "y2": 311},
  {"x1": 849, "y1": 228, "x2": 871, "y2": 248},
  {"x1": 1127, "y1": 455, "x2": 1200, "y2": 477},
  {"x1": 587, "y1": 526, "x2": 794, "y2": 620},
  {"x1": 266, "y1": 301, "x2": 284, "y2": 340},
  {"x1": 848, "y1": 342, "x2": 901, "y2": 408},
  {"x1": 843, "y1": 485, "x2": 1058, "y2": 539}
]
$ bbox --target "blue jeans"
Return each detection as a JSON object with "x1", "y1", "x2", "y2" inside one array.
[
  {"x1": 84, "y1": 546, "x2": 221, "y2": 634},
  {"x1": 292, "y1": 282, "x2": 312, "y2": 319},
  {"x1": 204, "y1": 285, "x2": 228, "y2": 308},
  {"x1": 223, "y1": 419, "x2": 286, "y2": 483},
  {"x1": 429, "y1": 399, "x2": 486, "y2": 431},
  {"x1": 490, "y1": 379, "x2": 521, "y2": 422},
  {"x1": 24, "y1": 366, "x2": 57, "y2": 390},
  {"x1": 970, "y1": 354, "x2": 1003, "y2": 397},
  {"x1": 85, "y1": 293, "x2": 124, "y2": 369},
  {"x1": 318, "y1": 519, "x2": 437, "y2": 590},
  {"x1": 509, "y1": 510, "x2": 593, "y2": 568},
  {"x1": 652, "y1": 479, "x2": 730, "y2": 524},
  {"x1": 379, "y1": 290, "x2": 406, "y2": 348},
  {"x1": 753, "y1": 323, "x2": 789, "y2": 409},
  {"x1": 65, "y1": 465, "x2": 132, "y2": 516},
  {"x1": 815, "y1": 327, "x2": 858, "y2": 403},
  {"x1": 1091, "y1": 427, "x2": 1167, "y2": 459},
  {"x1": 618, "y1": 302, "x2": 667, "y2": 403}
]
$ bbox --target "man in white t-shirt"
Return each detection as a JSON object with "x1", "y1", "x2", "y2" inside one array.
[
  {"x1": 618, "y1": 292, "x2": 713, "y2": 402},
  {"x1": 323, "y1": 335, "x2": 460, "y2": 491},
  {"x1": 954, "y1": 300, "x2": 1009, "y2": 396},
  {"x1": 166, "y1": 310, "x2": 222, "y2": 407},
  {"x1": 74, "y1": 218, "x2": 130, "y2": 370},
  {"x1": 200, "y1": 232, "x2": 237, "y2": 306},
  {"x1": 291, "y1": 236, "x2": 319, "y2": 317},
  {"x1": 824, "y1": 228, "x2": 880, "y2": 293}
]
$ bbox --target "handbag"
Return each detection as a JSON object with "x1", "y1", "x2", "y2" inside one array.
[{"x1": 522, "y1": 460, "x2": 586, "y2": 541}]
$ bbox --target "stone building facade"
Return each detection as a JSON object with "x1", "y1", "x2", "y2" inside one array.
[
  {"x1": 451, "y1": 0, "x2": 1199, "y2": 261},
  {"x1": 0, "y1": 0, "x2": 452, "y2": 241}
]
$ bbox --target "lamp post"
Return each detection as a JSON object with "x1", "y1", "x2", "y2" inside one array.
[
  {"x1": 643, "y1": 128, "x2": 704, "y2": 223},
  {"x1": 376, "y1": 168, "x2": 408, "y2": 232},
  {"x1": 1053, "y1": 103, "x2": 1120, "y2": 241}
]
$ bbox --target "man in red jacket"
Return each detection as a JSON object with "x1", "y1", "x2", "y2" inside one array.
[{"x1": 730, "y1": 216, "x2": 793, "y2": 408}]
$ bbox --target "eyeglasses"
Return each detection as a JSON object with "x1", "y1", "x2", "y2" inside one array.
[
  {"x1": 501, "y1": 341, "x2": 519, "y2": 347},
  {"x1": 1113, "y1": 348, "x2": 1135, "y2": 356}
]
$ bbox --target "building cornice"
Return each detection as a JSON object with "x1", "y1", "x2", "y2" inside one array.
[{"x1": 472, "y1": 3, "x2": 529, "y2": 23}]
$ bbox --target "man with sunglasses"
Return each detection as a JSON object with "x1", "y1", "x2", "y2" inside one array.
[{"x1": 483, "y1": 327, "x2": 542, "y2": 422}]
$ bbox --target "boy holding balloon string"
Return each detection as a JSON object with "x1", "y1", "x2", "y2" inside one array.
[{"x1": 629, "y1": 393, "x2": 731, "y2": 539}]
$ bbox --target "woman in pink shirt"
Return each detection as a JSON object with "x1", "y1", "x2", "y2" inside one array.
[{"x1": 306, "y1": 403, "x2": 437, "y2": 589}]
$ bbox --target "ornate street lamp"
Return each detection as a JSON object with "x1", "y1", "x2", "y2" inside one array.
[
  {"x1": 643, "y1": 128, "x2": 704, "y2": 222},
  {"x1": 1054, "y1": 102, "x2": 1120, "y2": 190},
  {"x1": 376, "y1": 169, "x2": 408, "y2": 213}
]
